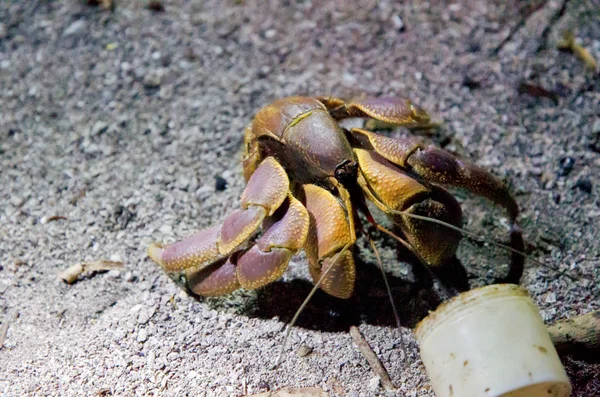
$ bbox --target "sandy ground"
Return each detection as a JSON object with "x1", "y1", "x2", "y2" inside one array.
[{"x1": 1, "y1": 1, "x2": 599, "y2": 396}]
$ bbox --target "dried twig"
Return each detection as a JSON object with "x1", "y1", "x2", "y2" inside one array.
[
  {"x1": 548, "y1": 310, "x2": 600, "y2": 359},
  {"x1": 349, "y1": 326, "x2": 395, "y2": 392},
  {"x1": 58, "y1": 260, "x2": 124, "y2": 284},
  {"x1": 517, "y1": 82, "x2": 560, "y2": 104},
  {"x1": 535, "y1": 0, "x2": 570, "y2": 53},
  {"x1": 0, "y1": 313, "x2": 16, "y2": 349},
  {"x1": 492, "y1": 0, "x2": 546, "y2": 55}
]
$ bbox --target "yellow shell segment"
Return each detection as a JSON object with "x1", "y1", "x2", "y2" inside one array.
[{"x1": 355, "y1": 148, "x2": 429, "y2": 212}]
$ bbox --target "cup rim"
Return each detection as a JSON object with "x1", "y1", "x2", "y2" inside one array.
[{"x1": 414, "y1": 283, "x2": 529, "y2": 343}]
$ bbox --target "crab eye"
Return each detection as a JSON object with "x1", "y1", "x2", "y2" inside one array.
[{"x1": 334, "y1": 160, "x2": 358, "y2": 184}]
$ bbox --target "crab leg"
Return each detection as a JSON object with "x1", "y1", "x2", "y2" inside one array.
[
  {"x1": 186, "y1": 194, "x2": 310, "y2": 295},
  {"x1": 237, "y1": 194, "x2": 310, "y2": 289},
  {"x1": 352, "y1": 128, "x2": 525, "y2": 282},
  {"x1": 186, "y1": 256, "x2": 241, "y2": 296},
  {"x1": 350, "y1": 128, "x2": 520, "y2": 220},
  {"x1": 317, "y1": 96, "x2": 431, "y2": 127},
  {"x1": 301, "y1": 184, "x2": 357, "y2": 299},
  {"x1": 355, "y1": 148, "x2": 463, "y2": 266},
  {"x1": 148, "y1": 156, "x2": 289, "y2": 273}
]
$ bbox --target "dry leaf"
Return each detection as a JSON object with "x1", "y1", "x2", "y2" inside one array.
[
  {"x1": 84, "y1": 260, "x2": 123, "y2": 272},
  {"x1": 58, "y1": 263, "x2": 85, "y2": 284},
  {"x1": 244, "y1": 387, "x2": 328, "y2": 397},
  {"x1": 58, "y1": 260, "x2": 124, "y2": 284},
  {"x1": 558, "y1": 30, "x2": 598, "y2": 71}
]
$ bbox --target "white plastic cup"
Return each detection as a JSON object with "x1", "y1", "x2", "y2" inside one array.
[{"x1": 414, "y1": 284, "x2": 572, "y2": 397}]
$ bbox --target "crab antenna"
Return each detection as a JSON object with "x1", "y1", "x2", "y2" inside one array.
[
  {"x1": 366, "y1": 234, "x2": 407, "y2": 362},
  {"x1": 388, "y1": 208, "x2": 588, "y2": 282},
  {"x1": 274, "y1": 242, "x2": 353, "y2": 368}
]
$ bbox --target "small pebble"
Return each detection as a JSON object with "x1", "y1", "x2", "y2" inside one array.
[
  {"x1": 368, "y1": 376, "x2": 381, "y2": 391},
  {"x1": 558, "y1": 157, "x2": 575, "y2": 177},
  {"x1": 573, "y1": 178, "x2": 592, "y2": 194},
  {"x1": 147, "y1": 0, "x2": 165, "y2": 12},
  {"x1": 63, "y1": 20, "x2": 86, "y2": 36},
  {"x1": 545, "y1": 292, "x2": 557, "y2": 304},
  {"x1": 343, "y1": 73, "x2": 357, "y2": 85},
  {"x1": 552, "y1": 192, "x2": 561, "y2": 204},
  {"x1": 196, "y1": 185, "x2": 213, "y2": 200},
  {"x1": 296, "y1": 345, "x2": 313, "y2": 358},
  {"x1": 137, "y1": 328, "x2": 148, "y2": 343},
  {"x1": 91, "y1": 121, "x2": 109, "y2": 135},
  {"x1": 187, "y1": 370, "x2": 198, "y2": 379},
  {"x1": 391, "y1": 14, "x2": 405, "y2": 32},
  {"x1": 158, "y1": 224, "x2": 172, "y2": 234},
  {"x1": 462, "y1": 76, "x2": 481, "y2": 90},
  {"x1": 215, "y1": 176, "x2": 228, "y2": 191},
  {"x1": 143, "y1": 73, "x2": 162, "y2": 88},
  {"x1": 257, "y1": 381, "x2": 270, "y2": 391},
  {"x1": 124, "y1": 271, "x2": 134, "y2": 282}
]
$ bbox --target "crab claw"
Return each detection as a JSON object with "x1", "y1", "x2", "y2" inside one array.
[
  {"x1": 185, "y1": 257, "x2": 241, "y2": 297},
  {"x1": 181, "y1": 194, "x2": 309, "y2": 295},
  {"x1": 355, "y1": 148, "x2": 463, "y2": 266},
  {"x1": 351, "y1": 127, "x2": 524, "y2": 282},
  {"x1": 149, "y1": 157, "x2": 314, "y2": 296},
  {"x1": 148, "y1": 157, "x2": 289, "y2": 270}
]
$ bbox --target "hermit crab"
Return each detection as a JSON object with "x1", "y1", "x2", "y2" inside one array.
[{"x1": 148, "y1": 96, "x2": 524, "y2": 299}]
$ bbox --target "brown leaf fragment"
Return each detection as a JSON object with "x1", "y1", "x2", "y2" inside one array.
[
  {"x1": 40, "y1": 215, "x2": 67, "y2": 224},
  {"x1": 58, "y1": 260, "x2": 124, "y2": 284},
  {"x1": 243, "y1": 387, "x2": 328, "y2": 397},
  {"x1": 517, "y1": 82, "x2": 560, "y2": 104}
]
